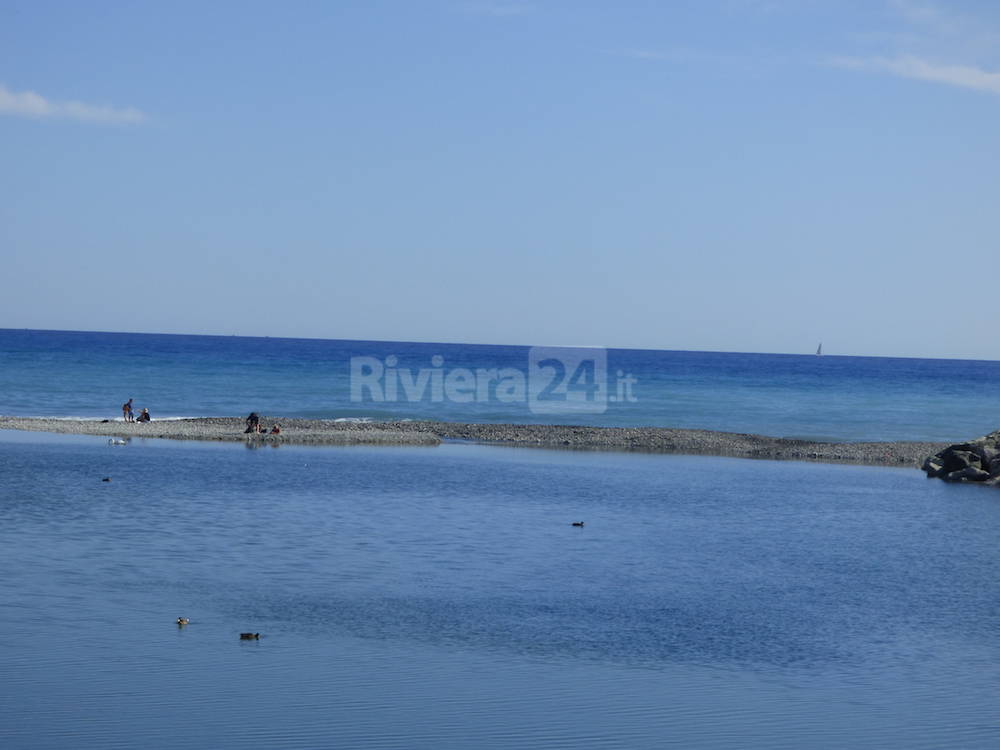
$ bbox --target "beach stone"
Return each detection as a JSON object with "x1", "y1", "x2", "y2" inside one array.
[
  {"x1": 923, "y1": 430, "x2": 1000, "y2": 485},
  {"x1": 953, "y1": 443, "x2": 996, "y2": 465},
  {"x1": 943, "y1": 466, "x2": 991, "y2": 482},
  {"x1": 942, "y1": 448, "x2": 980, "y2": 472},
  {"x1": 921, "y1": 457, "x2": 944, "y2": 478}
]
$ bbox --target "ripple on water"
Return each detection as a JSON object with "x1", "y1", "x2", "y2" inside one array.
[{"x1": 1, "y1": 439, "x2": 999, "y2": 749}]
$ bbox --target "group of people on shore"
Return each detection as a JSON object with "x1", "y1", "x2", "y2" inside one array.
[
  {"x1": 121, "y1": 398, "x2": 151, "y2": 423},
  {"x1": 245, "y1": 412, "x2": 281, "y2": 435},
  {"x1": 120, "y1": 400, "x2": 280, "y2": 435}
]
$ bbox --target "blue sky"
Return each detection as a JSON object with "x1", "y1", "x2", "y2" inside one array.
[{"x1": 1, "y1": 0, "x2": 997, "y2": 358}]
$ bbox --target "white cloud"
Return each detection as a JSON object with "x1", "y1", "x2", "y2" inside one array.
[
  {"x1": 0, "y1": 84, "x2": 146, "y2": 124},
  {"x1": 832, "y1": 55, "x2": 1000, "y2": 95},
  {"x1": 829, "y1": 1, "x2": 1000, "y2": 96}
]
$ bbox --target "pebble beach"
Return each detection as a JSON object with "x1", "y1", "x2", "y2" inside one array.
[{"x1": 0, "y1": 416, "x2": 946, "y2": 466}]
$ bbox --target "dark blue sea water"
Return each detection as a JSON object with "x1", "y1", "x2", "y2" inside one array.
[
  {"x1": 2, "y1": 330, "x2": 1000, "y2": 748},
  {"x1": 3, "y1": 328, "x2": 1000, "y2": 442},
  {"x1": 1, "y1": 432, "x2": 998, "y2": 749}
]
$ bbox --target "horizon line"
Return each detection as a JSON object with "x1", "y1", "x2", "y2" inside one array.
[{"x1": 2, "y1": 326, "x2": 997, "y2": 364}]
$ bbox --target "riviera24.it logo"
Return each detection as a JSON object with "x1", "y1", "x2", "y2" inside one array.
[
  {"x1": 349, "y1": 346, "x2": 636, "y2": 415},
  {"x1": 527, "y1": 347, "x2": 608, "y2": 414}
]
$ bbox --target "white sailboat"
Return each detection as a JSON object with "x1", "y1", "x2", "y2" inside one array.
[{"x1": 816, "y1": 342, "x2": 823, "y2": 356}]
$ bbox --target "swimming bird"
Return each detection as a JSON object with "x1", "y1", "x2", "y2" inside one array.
[
  {"x1": 176, "y1": 617, "x2": 189, "y2": 626},
  {"x1": 240, "y1": 632, "x2": 260, "y2": 640},
  {"x1": 571, "y1": 521, "x2": 585, "y2": 527}
]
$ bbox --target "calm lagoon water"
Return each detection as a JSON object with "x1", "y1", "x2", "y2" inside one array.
[{"x1": 1, "y1": 431, "x2": 998, "y2": 749}]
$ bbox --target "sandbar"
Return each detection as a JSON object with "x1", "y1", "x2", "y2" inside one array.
[{"x1": 0, "y1": 416, "x2": 946, "y2": 466}]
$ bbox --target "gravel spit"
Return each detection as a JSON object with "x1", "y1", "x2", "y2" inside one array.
[{"x1": 0, "y1": 416, "x2": 946, "y2": 466}]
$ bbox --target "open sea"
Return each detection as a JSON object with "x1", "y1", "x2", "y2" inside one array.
[
  {"x1": 3, "y1": 328, "x2": 1000, "y2": 441},
  {"x1": 1, "y1": 329, "x2": 999, "y2": 749}
]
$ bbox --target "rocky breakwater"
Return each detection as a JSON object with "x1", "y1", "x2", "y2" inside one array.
[{"x1": 922, "y1": 430, "x2": 1000, "y2": 485}]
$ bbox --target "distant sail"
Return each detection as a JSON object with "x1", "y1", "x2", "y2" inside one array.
[{"x1": 816, "y1": 342, "x2": 823, "y2": 356}]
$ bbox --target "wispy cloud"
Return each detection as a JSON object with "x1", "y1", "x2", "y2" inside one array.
[
  {"x1": 889, "y1": 0, "x2": 972, "y2": 38},
  {"x1": 0, "y1": 84, "x2": 146, "y2": 124},
  {"x1": 889, "y1": 0, "x2": 1000, "y2": 52},
  {"x1": 832, "y1": 55, "x2": 1000, "y2": 95},
  {"x1": 832, "y1": 1, "x2": 1000, "y2": 96}
]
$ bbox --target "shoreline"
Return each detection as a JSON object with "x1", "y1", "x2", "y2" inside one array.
[
  {"x1": 0, "y1": 416, "x2": 946, "y2": 466},
  {"x1": 0, "y1": 416, "x2": 441, "y2": 447}
]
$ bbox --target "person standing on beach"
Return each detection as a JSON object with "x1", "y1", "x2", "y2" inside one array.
[
  {"x1": 245, "y1": 412, "x2": 260, "y2": 434},
  {"x1": 122, "y1": 398, "x2": 134, "y2": 422}
]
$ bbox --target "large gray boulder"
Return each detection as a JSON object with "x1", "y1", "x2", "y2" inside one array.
[{"x1": 923, "y1": 430, "x2": 1000, "y2": 484}]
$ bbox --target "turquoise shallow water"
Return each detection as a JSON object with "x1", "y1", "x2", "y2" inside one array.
[
  {"x1": 3, "y1": 328, "x2": 1000, "y2": 441},
  {"x1": 1, "y1": 431, "x2": 998, "y2": 749}
]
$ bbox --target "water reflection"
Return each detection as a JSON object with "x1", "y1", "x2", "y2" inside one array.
[{"x1": 244, "y1": 438, "x2": 281, "y2": 450}]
